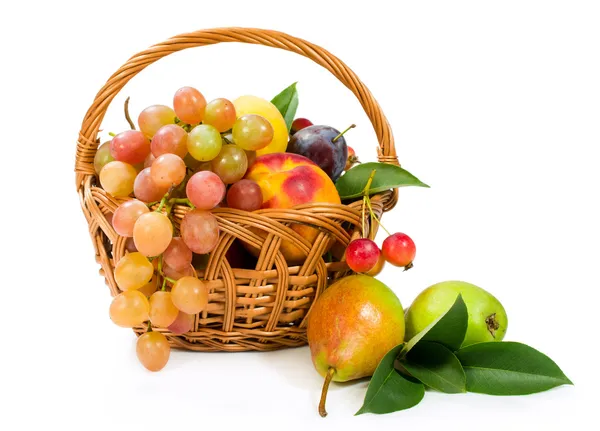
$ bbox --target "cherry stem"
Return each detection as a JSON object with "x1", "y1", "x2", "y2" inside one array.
[
  {"x1": 361, "y1": 169, "x2": 391, "y2": 236},
  {"x1": 319, "y1": 367, "x2": 335, "y2": 418},
  {"x1": 124, "y1": 97, "x2": 136, "y2": 130},
  {"x1": 366, "y1": 197, "x2": 391, "y2": 236},
  {"x1": 332, "y1": 124, "x2": 356, "y2": 142}
]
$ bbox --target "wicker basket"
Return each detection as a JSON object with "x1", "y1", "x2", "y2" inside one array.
[{"x1": 75, "y1": 27, "x2": 399, "y2": 352}]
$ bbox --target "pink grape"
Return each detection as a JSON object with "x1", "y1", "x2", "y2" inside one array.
[
  {"x1": 144, "y1": 153, "x2": 156, "y2": 168},
  {"x1": 112, "y1": 199, "x2": 149, "y2": 237},
  {"x1": 203, "y1": 98, "x2": 236, "y2": 132},
  {"x1": 173, "y1": 86, "x2": 206, "y2": 125},
  {"x1": 94, "y1": 141, "x2": 115, "y2": 174},
  {"x1": 163, "y1": 263, "x2": 195, "y2": 281},
  {"x1": 150, "y1": 154, "x2": 186, "y2": 188},
  {"x1": 211, "y1": 145, "x2": 248, "y2": 184},
  {"x1": 125, "y1": 237, "x2": 138, "y2": 253},
  {"x1": 110, "y1": 130, "x2": 151, "y2": 165},
  {"x1": 133, "y1": 212, "x2": 173, "y2": 257},
  {"x1": 168, "y1": 311, "x2": 195, "y2": 334},
  {"x1": 100, "y1": 161, "x2": 137, "y2": 197},
  {"x1": 226, "y1": 179, "x2": 263, "y2": 211},
  {"x1": 134, "y1": 168, "x2": 169, "y2": 203},
  {"x1": 163, "y1": 237, "x2": 193, "y2": 271},
  {"x1": 185, "y1": 171, "x2": 226, "y2": 210},
  {"x1": 138, "y1": 105, "x2": 176, "y2": 138},
  {"x1": 151, "y1": 124, "x2": 188, "y2": 158},
  {"x1": 180, "y1": 209, "x2": 219, "y2": 254}
]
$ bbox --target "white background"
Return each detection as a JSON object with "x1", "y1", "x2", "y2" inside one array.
[{"x1": 2, "y1": 1, "x2": 599, "y2": 430}]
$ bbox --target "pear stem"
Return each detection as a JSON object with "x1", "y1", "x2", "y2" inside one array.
[
  {"x1": 319, "y1": 367, "x2": 335, "y2": 418},
  {"x1": 332, "y1": 124, "x2": 356, "y2": 142}
]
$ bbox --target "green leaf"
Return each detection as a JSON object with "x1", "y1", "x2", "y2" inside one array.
[
  {"x1": 356, "y1": 344, "x2": 424, "y2": 415},
  {"x1": 401, "y1": 294, "x2": 468, "y2": 356},
  {"x1": 270, "y1": 82, "x2": 299, "y2": 131},
  {"x1": 400, "y1": 341, "x2": 466, "y2": 394},
  {"x1": 456, "y1": 341, "x2": 573, "y2": 395},
  {"x1": 335, "y1": 162, "x2": 429, "y2": 200}
]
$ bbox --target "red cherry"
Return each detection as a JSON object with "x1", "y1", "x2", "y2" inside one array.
[
  {"x1": 345, "y1": 146, "x2": 360, "y2": 171},
  {"x1": 290, "y1": 118, "x2": 313, "y2": 135},
  {"x1": 345, "y1": 238, "x2": 381, "y2": 273},
  {"x1": 382, "y1": 233, "x2": 416, "y2": 269}
]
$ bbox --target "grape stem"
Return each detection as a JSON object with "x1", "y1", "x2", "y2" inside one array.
[
  {"x1": 155, "y1": 193, "x2": 170, "y2": 213},
  {"x1": 147, "y1": 321, "x2": 152, "y2": 332},
  {"x1": 124, "y1": 97, "x2": 136, "y2": 130},
  {"x1": 171, "y1": 198, "x2": 195, "y2": 209}
]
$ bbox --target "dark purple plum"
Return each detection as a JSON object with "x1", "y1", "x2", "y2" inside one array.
[{"x1": 286, "y1": 125, "x2": 352, "y2": 181}]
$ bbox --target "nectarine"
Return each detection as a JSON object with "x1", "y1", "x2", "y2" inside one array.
[{"x1": 244, "y1": 153, "x2": 341, "y2": 263}]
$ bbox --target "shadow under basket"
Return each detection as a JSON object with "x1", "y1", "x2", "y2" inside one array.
[{"x1": 75, "y1": 27, "x2": 400, "y2": 352}]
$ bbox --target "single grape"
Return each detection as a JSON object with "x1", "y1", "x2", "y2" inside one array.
[
  {"x1": 168, "y1": 311, "x2": 194, "y2": 334},
  {"x1": 203, "y1": 98, "x2": 236, "y2": 132},
  {"x1": 163, "y1": 263, "x2": 195, "y2": 281},
  {"x1": 144, "y1": 152, "x2": 156, "y2": 168},
  {"x1": 149, "y1": 291, "x2": 179, "y2": 327},
  {"x1": 125, "y1": 237, "x2": 138, "y2": 253},
  {"x1": 138, "y1": 105, "x2": 176, "y2": 139},
  {"x1": 136, "y1": 331, "x2": 170, "y2": 372},
  {"x1": 187, "y1": 124, "x2": 222, "y2": 161},
  {"x1": 99, "y1": 161, "x2": 137, "y2": 197},
  {"x1": 210, "y1": 145, "x2": 248, "y2": 184},
  {"x1": 232, "y1": 114, "x2": 274, "y2": 151},
  {"x1": 112, "y1": 200, "x2": 149, "y2": 237},
  {"x1": 185, "y1": 171, "x2": 226, "y2": 210},
  {"x1": 173, "y1": 86, "x2": 206, "y2": 125},
  {"x1": 226, "y1": 179, "x2": 263, "y2": 211},
  {"x1": 382, "y1": 233, "x2": 416, "y2": 268},
  {"x1": 163, "y1": 237, "x2": 193, "y2": 271},
  {"x1": 134, "y1": 167, "x2": 170, "y2": 203},
  {"x1": 133, "y1": 212, "x2": 173, "y2": 257},
  {"x1": 150, "y1": 154, "x2": 186, "y2": 188},
  {"x1": 345, "y1": 238, "x2": 381, "y2": 273},
  {"x1": 151, "y1": 124, "x2": 188, "y2": 158},
  {"x1": 171, "y1": 276, "x2": 209, "y2": 314},
  {"x1": 245, "y1": 150, "x2": 257, "y2": 168},
  {"x1": 109, "y1": 290, "x2": 149, "y2": 327},
  {"x1": 114, "y1": 252, "x2": 154, "y2": 291},
  {"x1": 138, "y1": 274, "x2": 158, "y2": 297},
  {"x1": 110, "y1": 130, "x2": 151, "y2": 165},
  {"x1": 180, "y1": 209, "x2": 220, "y2": 254},
  {"x1": 94, "y1": 141, "x2": 115, "y2": 174},
  {"x1": 366, "y1": 253, "x2": 386, "y2": 276}
]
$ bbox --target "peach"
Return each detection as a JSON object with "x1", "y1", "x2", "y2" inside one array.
[{"x1": 244, "y1": 153, "x2": 341, "y2": 263}]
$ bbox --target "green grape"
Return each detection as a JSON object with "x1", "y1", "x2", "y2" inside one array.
[
  {"x1": 171, "y1": 276, "x2": 209, "y2": 314},
  {"x1": 187, "y1": 124, "x2": 222, "y2": 161},
  {"x1": 94, "y1": 141, "x2": 115, "y2": 174},
  {"x1": 203, "y1": 98, "x2": 236, "y2": 132},
  {"x1": 210, "y1": 145, "x2": 248, "y2": 184},
  {"x1": 232, "y1": 114, "x2": 274, "y2": 151}
]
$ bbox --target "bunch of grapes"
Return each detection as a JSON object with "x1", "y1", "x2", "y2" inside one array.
[{"x1": 97, "y1": 86, "x2": 274, "y2": 372}]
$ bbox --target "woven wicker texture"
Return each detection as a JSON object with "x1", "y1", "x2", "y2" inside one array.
[{"x1": 76, "y1": 28, "x2": 399, "y2": 351}]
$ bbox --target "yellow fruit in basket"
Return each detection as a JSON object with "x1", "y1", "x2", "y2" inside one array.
[
  {"x1": 232, "y1": 95, "x2": 288, "y2": 155},
  {"x1": 114, "y1": 252, "x2": 154, "y2": 291},
  {"x1": 99, "y1": 161, "x2": 137, "y2": 197}
]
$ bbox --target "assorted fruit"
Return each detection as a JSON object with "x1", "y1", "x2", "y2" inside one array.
[{"x1": 95, "y1": 82, "x2": 570, "y2": 417}]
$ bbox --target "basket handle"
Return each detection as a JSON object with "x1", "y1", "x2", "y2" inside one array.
[{"x1": 75, "y1": 27, "x2": 398, "y2": 187}]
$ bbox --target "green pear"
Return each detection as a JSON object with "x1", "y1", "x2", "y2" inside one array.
[
  {"x1": 405, "y1": 280, "x2": 508, "y2": 348},
  {"x1": 307, "y1": 274, "x2": 405, "y2": 417}
]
